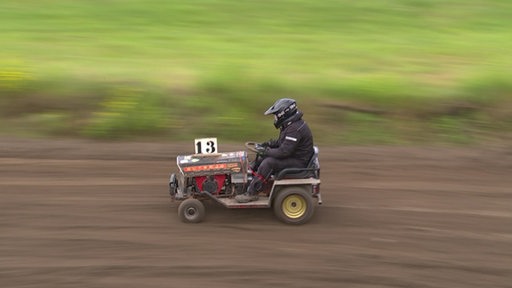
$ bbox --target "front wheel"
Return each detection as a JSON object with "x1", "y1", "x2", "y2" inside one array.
[
  {"x1": 169, "y1": 173, "x2": 178, "y2": 197},
  {"x1": 178, "y1": 198, "x2": 206, "y2": 223},
  {"x1": 273, "y1": 187, "x2": 315, "y2": 225}
]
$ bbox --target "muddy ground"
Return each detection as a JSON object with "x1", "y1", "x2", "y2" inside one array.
[{"x1": 1, "y1": 138, "x2": 511, "y2": 288}]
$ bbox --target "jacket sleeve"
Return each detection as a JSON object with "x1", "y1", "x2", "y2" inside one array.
[{"x1": 265, "y1": 129, "x2": 301, "y2": 159}]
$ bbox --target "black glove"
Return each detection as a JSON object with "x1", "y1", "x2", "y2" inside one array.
[
  {"x1": 261, "y1": 139, "x2": 277, "y2": 148},
  {"x1": 255, "y1": 144, "x2": 267, "y2": 156}
]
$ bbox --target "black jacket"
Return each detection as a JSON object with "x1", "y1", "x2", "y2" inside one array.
[{"x1": 265, "y1": 111, "x2": 314, "y2": 165}]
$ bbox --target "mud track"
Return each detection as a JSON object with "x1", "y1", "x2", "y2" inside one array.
[{"x1": 1, "y1": 138, "x2": 511, "y2": 288}]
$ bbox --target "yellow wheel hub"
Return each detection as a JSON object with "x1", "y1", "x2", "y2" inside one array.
[{"x1": 282, "y1": 195, "x2": 307, "y2": 218}]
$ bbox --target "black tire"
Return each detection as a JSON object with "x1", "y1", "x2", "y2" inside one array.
[
  {"x1": 273, "y1": 187, "x2": 315, "y2": 225},
  {"x1": 169, "y1": 173, "x2": 178, "y2": 197},
  {"x1": 178, "y1": 198, "x2": 206, "y2": 223}
]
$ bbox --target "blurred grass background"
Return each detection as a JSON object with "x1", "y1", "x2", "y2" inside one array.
[{"x1": 0, "y1": 0, "x2": 511, "y2": 144}]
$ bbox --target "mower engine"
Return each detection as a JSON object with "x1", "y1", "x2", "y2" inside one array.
[
  {"x1": 170, "y1": 151, "x2": 248, "y2": 200},
  {"x1": 194, "y1": 175, "x2": 227, "y2": 194}
]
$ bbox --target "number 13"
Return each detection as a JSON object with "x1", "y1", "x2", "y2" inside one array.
[{"x1": 195, "y1": 138, "x2": 217, "y2": 154}]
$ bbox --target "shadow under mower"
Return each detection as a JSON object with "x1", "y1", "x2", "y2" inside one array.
[{"x1": 169, "y1": 141, "x2": 321, "y2": 225}]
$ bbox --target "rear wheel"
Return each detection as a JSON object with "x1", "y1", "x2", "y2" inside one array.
[
  {"x1": 178, "y1": 198, "x2": 206, "y2": 223},
  {"x1": 273, "y1": 187, "x2": 315, "y2": 225}
]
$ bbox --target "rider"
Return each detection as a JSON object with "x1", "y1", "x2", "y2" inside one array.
[{"x1": 235, "y1": 98, "x2": 314, "y2": 203}]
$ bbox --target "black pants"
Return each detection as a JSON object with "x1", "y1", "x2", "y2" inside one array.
[{"x1": 248, "y1": 156, "x2": 304, "y2": 194}]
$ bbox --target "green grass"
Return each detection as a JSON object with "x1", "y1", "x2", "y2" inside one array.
[
  {"x1": 0, "y1": 0, "x2": 511, "y2": 143},
  {"x1": 2, "y1": 0, "x2": 511, "y2": 84}
]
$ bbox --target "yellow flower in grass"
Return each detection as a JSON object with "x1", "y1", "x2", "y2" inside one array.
[{"x1": 0, "y1": 70, "x2": 31, "y2": 89}]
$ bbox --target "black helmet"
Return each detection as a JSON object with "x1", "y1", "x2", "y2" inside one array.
[{"x1": 264, "y1": 98, "x2": 298, "y2": 129}]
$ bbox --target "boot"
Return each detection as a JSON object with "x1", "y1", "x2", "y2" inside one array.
[{"x1": 235, "y1": 173, "x2": 264, "y2": 203}]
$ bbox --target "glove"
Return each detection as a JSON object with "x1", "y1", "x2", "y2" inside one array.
[
  {"x1": 261, "y1": 139, "x2": 277, "y2": 148},
  {"x1": 255, "y1": 145, "x2": 267, "y2": 156}
]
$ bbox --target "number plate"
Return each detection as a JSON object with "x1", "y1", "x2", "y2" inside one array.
[{"x1": 194, "y1": 138, "x2": 218, "y2": 154}]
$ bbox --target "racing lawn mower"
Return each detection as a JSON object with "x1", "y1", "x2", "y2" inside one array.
[{"x1": 168, "y1": 139, "x2": 321, "y2": 225}]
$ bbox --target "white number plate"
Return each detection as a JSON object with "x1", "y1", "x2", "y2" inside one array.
[{"x1": 194, "y1": 138, "x2": 218, "y2": 154}]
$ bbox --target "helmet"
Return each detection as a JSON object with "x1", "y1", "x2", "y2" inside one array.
[{"x1": 264, "y1": 98, "x2": 298, "y2": 129}]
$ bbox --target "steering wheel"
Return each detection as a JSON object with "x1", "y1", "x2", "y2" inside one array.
[{"x1": 245, "y1": 142, "x2": 265, "y2": 154}]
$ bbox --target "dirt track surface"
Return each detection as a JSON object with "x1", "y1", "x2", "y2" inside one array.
[{"x1": 1, "y1": 138, "x2": 511, "y2": 288}]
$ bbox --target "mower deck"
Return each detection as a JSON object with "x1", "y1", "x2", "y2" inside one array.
[{"x1": 215, "y1": 196, "x2": 271, "y2": 208}]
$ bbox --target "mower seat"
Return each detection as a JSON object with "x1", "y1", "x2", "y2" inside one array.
[{"x1": 275, "y1": 146, "x2": 320, "y2": 180}]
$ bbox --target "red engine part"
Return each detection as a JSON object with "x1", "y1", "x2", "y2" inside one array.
[{"x1": 194, "y1": 174, "x2": 227, "y2": 194}]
